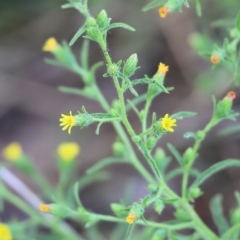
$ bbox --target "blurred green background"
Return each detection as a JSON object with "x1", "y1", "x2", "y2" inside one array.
[{"x1": 1, "y1": 0, "x2": 240, "y2": 238}]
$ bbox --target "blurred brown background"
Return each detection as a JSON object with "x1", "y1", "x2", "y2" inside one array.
[{"x1": 1, "y1": 0, "x2": 240, "y2": 233}]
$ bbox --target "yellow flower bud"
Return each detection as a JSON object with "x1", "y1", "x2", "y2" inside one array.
[
  {"x1": 0, "y1": 223, "x2": 12, "y2": 240},
  {"x1": 42, "y1": 37, "x2": 59, "y2": 52},
  {"x1": 2, "y1": 142, "x2": 22, "y2": 161},
  {"x1": 57, "y1": 142, "x2": 80, "y2": 161}
]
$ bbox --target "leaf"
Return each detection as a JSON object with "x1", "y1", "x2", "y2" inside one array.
[
  {"x1": 69, "y1": 25, "x2": 86, "y2": 46},
  {"x1": 142, "y1": 195, "x2": 150, "y2": 208},
  {"x1": 142, "y1": 0, "x2": 167, "y2": 11},
  {"x1": 95, "y1": 122, "x2": 103, "y2": 135},
  {"x1": 160, "y1": 197, "x2": 179, "y2": 203},
  {"x1": 86, "y1": 157, "x2": 125, "y2": 174},
  {"x1": 80, "y1": 40, "x2": 89, "y2": 69},
  {"x1": 218, "y1": 124, "x2": 240, "y2": 137},
  {"x1": 193, "y1": 0, "x2": 202, "y2": 16},
  {"x1": 165, "y1": 168, "x2": 200, "y2": 181},
  {"x1": 183, "y1": 132, "x2": 197, "y2": 139},
  {"x1": 210, "y1": 194, "x2": 229, "y2": 235},
  {"x1": 191, "y1": 159, "x2": 240, "y2": 188},
  {"x1": 171, "y1": 112, "x2": 197, "y2": 120},
  {"x1": 167, "y1": 143, "x2": 183, "y2": 166},
  {"x1": 236, "y1": 11, "x2": 240, "y2": 32},
  {"x1": 104, "y1": 22, "x2": 135, "y2": 32},
  {"x1": 61, "y1": 3, "x2": 74, "y2": 9}
]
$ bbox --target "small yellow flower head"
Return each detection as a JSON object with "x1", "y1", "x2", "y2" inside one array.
[
  {"x1": 210, "y1": 55, "x2": 220, "y2": 64},
  {"x1": 42, "y1": 37, "x2": 59, "y2": 52},
  {"x1": 157, "y1": 63, "x2": 169, "y2": 75},
  {"x1": 2, "y1": 142, "x2": 22, "y2": 162},
  {"x1": 59, "y1": 111, "x2": 76, "y2": 134},
  {"x1": 126, "y1": 213, "x2": 137, "y2": 224},
  {"x1": 0, "y1": 224, "x2": 12, "y2": 240},
  {"x1": 160, "y1": 114, "x2": 177, "y2": 132},
  {"x1": 158, "y1": 7, "x2": 169, "y2": 18},
  {"x1": 39, "y1": 203, "x2": 51, "y2": 213},
  {"x1": 57, "y1": 142, "x2": 80, "y2": 161}
]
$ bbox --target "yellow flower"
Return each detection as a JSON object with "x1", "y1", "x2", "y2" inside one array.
[
  {"x1": 0, "y1": 224, "x2": 12, "y2": 240},
  {"x1": 59, "y1": 111, "x2": 76, "y2": 134},
  {"x1": 210, "y1": 55, "x2": 220, "y2": 64},
  {"x1": 157, "y1": 63, "x2": 169, "y2": 75},
  {"x1": 158, "y1": 7, "x2": 169, "y2": 18},
  {"x1": 160, "y1": 114, "x2": 177, "y2": 132},
  {"x1": 126, "y1": 213, "x2": 136, "y2": 224},
  {"x1": 2, "y1": 142, "x2": 22, "y2": 161},
  {"x1": 42, "y1": 37, "x2": 59, "y2": 52},
  {"x1": 39, "y1": 203, "x2": 51, "y2": 213},
  {"x1": 57, "y1": 142, "x2": 80, "y2": 161}
]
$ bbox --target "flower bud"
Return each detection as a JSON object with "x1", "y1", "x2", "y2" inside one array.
[
  {"x1": 182, "y1": 147, "x2": 194, "y2": 165},
  {"x1": 154, "y1": 199, "x2": 164, "y2": 214},
  {"x1": 97, "y1": 10, "x2": 109, "y2": 28},
  {"x1": 39, "y1": 203, "x2": 73, "y2": 218},
  {"x1": 146, "y1": 136, "x2": 156, "y2": 149},
  {"x1": 107, "y1": 63, "x2": 119, "y2": 76},
  {"x1": 126, "y1": 203, "x2": 144, "y2": 224},
  {"x1": 215, "y1": 91, "x2": 236, "y2": 119},
  {"x1": 112, "y1": 141, "x2": 125, "y2": 156},
  {"x1": 188, "y1": 187, "x2": 202, "y2": 201},
  {"x1": 123, "y1": 53, "x2": 138, "y2": 77},
  {"x1": 132, "y1": 136, "x2": 141, "y2": 143},
  {"x1": 174, "y1": 208, "x2": 190, "y2": 221}
]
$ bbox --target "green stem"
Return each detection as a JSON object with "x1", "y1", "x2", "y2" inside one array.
[
  {"x1": 221, "y1": 223, "x2": 240, "y2": 240},
  {"x1": 92, "y1": 84, "x2": 154, "y2": 183},
  {"x1": 181, "y1": 118, "x2": 217, "y2": 199}
]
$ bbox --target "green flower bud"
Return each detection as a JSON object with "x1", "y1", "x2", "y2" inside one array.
[
  {"x1": 75, "y1": 112, "x2": 94, "y2": 128},
  {"x1": 174, "y1": 208, "x2": 190, "y2": 221},
  {"x1": 111, "y1": 203, "x2": 127, "y2": 217},
  {"x1": 86, "y1": 17, "x2": 97, "y2": 26},
  {"x1": 132, "y1": 135, "x2": 141, "y2": 143},
  {"x1": 215, "y1": 91, "x2": 236, "y2": 119},
  {"x1": 196, "y1": 130, "x2": 205, "y2": 140},
  {"x1": 123, "y1": 53, "x2": 138, "y2": 77},
  {"x1": 154, "y1": 199, "x2": 164, "y2": 214},
  {"x1": 83, "y1": 86, "x2": 96, "y2": 98},
  {"x1": 112, "y1": 142, "x2": 125, "y2": 156},
  {"x1": 182, "y1": 147, "x2": 194, "y2": 165},
  {"x1": 152, "y1": 229, "x2": 167, "y2": 240},
  {"x1": 146, "y1": 136, "x2": 156, "y2": 149},
  {"x1": 97, "y1": 10, "x2": 109, "y2": 29},
  {"x1": 188, "y1": 187, "x2": 202, "y2": 201},
  {"x1": 230, "y1": 28, "x2": 239, "y2": 38},
  {"x1": 147, "y1": 183, "x2": 158, "y2": 192},
  {"x1": 107, "y1": 63, "x2": 119, "y2": 76},
  {"x1": 86, "y1": 27, "x2": 99, "y2": 42},
  {"x1": 40, "y1": 203, "x2": 73, "y2": 218}
]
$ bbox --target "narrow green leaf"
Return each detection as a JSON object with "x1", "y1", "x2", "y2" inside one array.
[
  {"x1": 142, "y1": 0, "x2": 167, "y2": 11},
  {"x1": 167, "y1": 143, "x2": 183, "y2": 166},
  {"x1": 210, "y1": 194, "x2": 229, "y2": 235},
  {"x1": 58, "y1": 86, "x2": 91, "y2": 98},
  {"x1": 171, "y1": 112, "x2": 197, "y2": 120},
  {"x1": 218, "y1": 124, "x2": 240, "y2": 137},
  {"x1": 80, "y1": 39, "x2": 89, "y2": 69},
  {"x1": 61, "y1": 3, "x2": 74, "y2": 9},
  {"x1": 95, "y1": 122, "x2": 103, "y2": 135},
  {"x1": 191, "y1": 159, "x2": 240, "y2": 188},
  {"x1": 86, "y1": 157, "x2": 125, "y2": 174},
  {"x1": 160, "y1": 197, "x2": 179, "y2": 203},
  {"x1": 142, "y1": 195, "x2": 150, "y2": 208},
  {"x1": 183, "y1": 132, "x2": 197, "y2": 139},
  {"x1": 235, "y1": 11, "x2": 240, "y2": 32},
  {"x1": 193, "y1": 0, "x2": 202, "y2": 16},
  {"x1": 73, "y1": 182, "x2": 83, "y2": 207},
  {"x1": 165, "y1": 168, "x2": 200, "y2": 181},
  {"x1": 69, "y1": 25, "x2": 86, "y2": 46},
  {"x1": 235, "y1": 191, "x2": 240, "y2": 206},
  {"x1": 104, "y1": 22, "x2": 135, "y2": 32}
]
